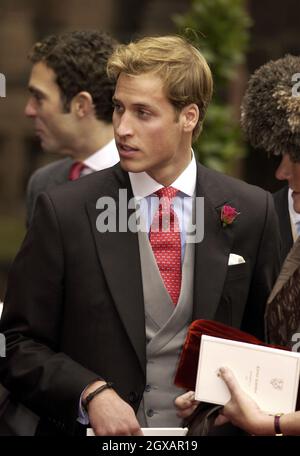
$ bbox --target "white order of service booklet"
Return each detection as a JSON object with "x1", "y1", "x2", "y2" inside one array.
[
  {"x1": 87, "y1": 428, "x2": 188, "y2": 436},
  {"x1": 195, "y1": 335, "x2": 300, "y2": 414}
]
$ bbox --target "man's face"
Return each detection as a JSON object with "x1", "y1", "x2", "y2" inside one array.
[
  {"x1": 25, "y1": 61, "x2": 77, "y2": 154},
  {"x1": 113, "y1": 72, "x2": 195, "y2": 185},
  {"x1": 276, "y1": 153, "x2": 300, "y2": 213}
]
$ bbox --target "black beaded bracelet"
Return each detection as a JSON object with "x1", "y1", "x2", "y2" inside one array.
[{"x1": 82, "y1": 382, "x2": 114, "y2": 412}]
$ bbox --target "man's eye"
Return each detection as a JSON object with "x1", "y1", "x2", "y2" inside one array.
[
  {"x1": 113, "y1": 103, "x2": 123, "y2": 113},
  {"x1": 34, "y1": 94, "x2": 43, "y2": 103},
  {"x1": 138, "y1": 110, "x2": 150, "y2": 118}
]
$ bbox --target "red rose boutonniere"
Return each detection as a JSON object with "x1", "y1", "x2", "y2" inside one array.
[{"x1": 221, "y1": 205, "x2": 240, "y2": 227}]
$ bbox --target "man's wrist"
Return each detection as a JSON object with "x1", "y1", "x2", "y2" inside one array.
[
  {"x1": 82, "y1": 381, "x2": 114, "y2": 412},
  {"x1": 82, "y1": 380, "x2": 107, "y2": 401}
]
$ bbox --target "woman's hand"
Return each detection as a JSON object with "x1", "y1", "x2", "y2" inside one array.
[{"x1": 215, "y1": 367, "x2": 273, "y2": 435}]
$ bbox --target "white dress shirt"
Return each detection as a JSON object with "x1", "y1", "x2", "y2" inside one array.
[
  {"x1": 288, "y1": 188, "x2": 300, "y2": 240},
  {"x1": 129, "y1": 152, "x2": 197, "y2": 260},
  {"x1": 80, "y1": 139, "x2": 119, "y2": 176}
]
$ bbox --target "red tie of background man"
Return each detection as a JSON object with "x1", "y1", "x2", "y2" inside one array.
[
  {"x1": 149, "y1": 187, "x2": 182, "y2": 305},
  {"x1": 68, "y1": 161, "x2": 87, "y2": 180}
]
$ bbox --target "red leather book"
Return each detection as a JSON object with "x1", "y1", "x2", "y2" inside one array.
[{"x1": 174, "y1": 319, "x2": 287, "y2": 391}]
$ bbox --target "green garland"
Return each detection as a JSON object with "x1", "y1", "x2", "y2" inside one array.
[{"x1": 174, "y1": 0, "x2": 251, "y2": 173}]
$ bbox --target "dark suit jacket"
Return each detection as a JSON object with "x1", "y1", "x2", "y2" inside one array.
[
  {"x1": 0, "y1": 158, "x2": 73, "y2": 435},
  {"x1": 0, "y1": 163, "x2": 281, "y2": 435},
  {"x1": 26, "y1": 158, "x2": 73, "y2": 227},
  {"x1": 273, "y1": 186, "x2": 293, "y2": 266}
]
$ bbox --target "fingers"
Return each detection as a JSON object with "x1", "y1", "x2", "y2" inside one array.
[
  {"x1": 175, "y1": 391, "x2": 196, "y2": 409},
  {"x1": 175, "y1": 391, "x2": 199, "y2": 418},
  {"x1": 214, "y1": 406, "x2": 231, "y2": 427},
  {"x1": 218, "y1": 367, "x2": 239, "y2": 396},
  {"x1": 177, "y1": 403, "x2": 199, "y2": 419},
  {"x1": 214, "y1": 412, "x2": 229, "y2": 427}
]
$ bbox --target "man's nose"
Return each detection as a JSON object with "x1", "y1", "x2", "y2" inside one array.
[
  {"x1": 275, "y1": 154, "x2": 292, "y2": 181},
  {"x1": 114, "y1": 112, "x2": 133, "y2": 137},
  {"x1": 24, "y1": 98, "x2": 37, "y2": 117}
]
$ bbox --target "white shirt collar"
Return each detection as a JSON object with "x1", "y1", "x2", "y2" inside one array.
[
  {"x1": 83, "y1": 139, "x2": 119, "y2": 171},
  {"x1": 129, "y1": 151, "x2": 197, "y2": 200},
  {"x1": 288, "y1": 187, "x2": 300, "y2": 224}
]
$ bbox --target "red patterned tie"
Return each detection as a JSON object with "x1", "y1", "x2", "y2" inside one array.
[
  {"x1": 149, "y1": 187, "x2": 182, "y2": 305},
  {"x1": 68, "y1": 161, "x2": 87, "y2": 181}
]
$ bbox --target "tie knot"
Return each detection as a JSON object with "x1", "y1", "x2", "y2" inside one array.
[
  {"x1": 68, "y1": 161, "x2": 87, "y2": 181},
  {"x1": 156, "y1": 187, "x2": 178, "y2": 200}
]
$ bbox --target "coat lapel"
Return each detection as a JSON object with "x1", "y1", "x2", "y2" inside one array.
[
  {"x1": 193, "y1": 163, "x2": 236, "y2": 320},
  {"x1": 86, "y1": 166, "x2": 146, "y2": 375}
]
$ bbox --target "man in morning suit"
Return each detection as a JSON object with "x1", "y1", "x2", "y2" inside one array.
[
  {"x1": 0, "y1": 36, "x2": 280, "y2": 436},
  {"x1": 0, "y1": 29, "x2": 120, "y2": 436},
  {"x1": 25, "y1": 30, "x2": 119, "y2": 225}
]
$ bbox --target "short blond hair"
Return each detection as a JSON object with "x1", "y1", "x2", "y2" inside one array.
[{"x1": 107, "y1": 35, "x2": 213, "y2": 140}]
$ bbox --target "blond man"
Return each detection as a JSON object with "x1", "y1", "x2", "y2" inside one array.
[{"x1": 0, "y1": 36, "x2": 280, "y2": 435}]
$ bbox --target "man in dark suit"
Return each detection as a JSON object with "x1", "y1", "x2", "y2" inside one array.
[
  {"x1": 25, "y1": 30, "x2": 120, "y2": 226},
  {"x1": 240, "y1": 55, "x2": 300, "y2": 266},
  {"x1": 0, "y1": 29, "x2": 120, "y2": 436},
  {"x1": 0, "y1": 35, "x2": 280, "y2": 436}
]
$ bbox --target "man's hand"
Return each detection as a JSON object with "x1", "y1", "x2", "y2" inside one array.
[
  {"x1": 174, "y1": 391, "x2": 199, "y2": 419},
  {"x1": 83, "y1": 381, "x2": 143, "y2": 436}
]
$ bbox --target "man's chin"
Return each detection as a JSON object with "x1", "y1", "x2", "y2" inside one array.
[
  {"x1": 41, "y1": 141, "x2": 63, "y2": 155},
  {"x1": 119, "y1": 158, "x2": 144, "y2": 173},
  {"x1": 40, "y1": 139, "x2": 51, "y2": 153}
]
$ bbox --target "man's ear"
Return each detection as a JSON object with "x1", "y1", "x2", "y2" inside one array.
[
  {"x1": 71, "y1": 91, "x2": 94, "y2": 118},
  {"x1": 181, "y1": 104, "x2": 199, "y2": 133}
]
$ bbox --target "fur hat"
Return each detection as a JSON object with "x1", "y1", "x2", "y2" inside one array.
[{"x1": 241, "y1": 55, "x2": 300, "y2": 162}]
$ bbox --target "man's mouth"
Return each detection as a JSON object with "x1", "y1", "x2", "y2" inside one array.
[
  {"x1": 117, "y1": 142, "x2": 139, "y2": 154},
  {"x1": 35, "y1": 128, "x2": 43, "y2": 137}
]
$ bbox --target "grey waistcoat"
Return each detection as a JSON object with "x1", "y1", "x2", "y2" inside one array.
[{"x1": 136, "y1": 230, "x2": 195, "y2": 427}]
